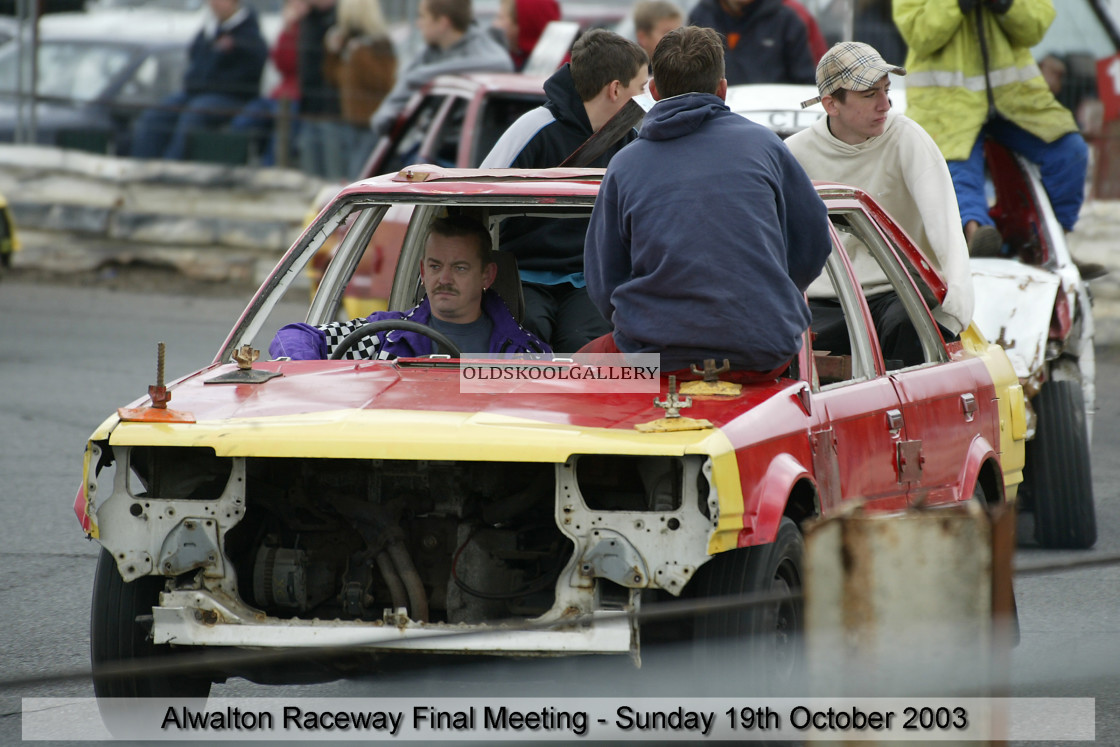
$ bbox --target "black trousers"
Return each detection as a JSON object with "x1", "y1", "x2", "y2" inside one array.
[
  {"x1": 522, "y1": 282, "x2": 611, "y2": 355},
  {"x1": 809, "y1": 292, "x2": 957, "y2": 370}
]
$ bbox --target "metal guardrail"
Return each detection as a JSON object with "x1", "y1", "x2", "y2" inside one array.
[{"x1": 0, "y1": 550, "x2": 1116, "y2": 693}]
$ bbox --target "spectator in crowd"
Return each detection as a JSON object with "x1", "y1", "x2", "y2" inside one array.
[
  {"x1": 228, "y1": 0, "x2": 306, "y2": 166},
  {"x1": 583, "y1": 26, "x2": 830, "y2": 373},
  {"x1": 893, "y1": 0, "x2": 1102, "y2": 278},
  {"x1": 852, "y1": 0, "x2": 906, "y2": 66},
  {"x1": 299, "y1": 0, "x2": 350, "y2": 180},
  {"x1": 1038, "y1": 53, "x2": 1066, "y2": 97},
  {"x1": 785, "y1": 0, "x2": 827, "y2": 62},
  {"x1": 632, "y1": 0, "x2": 682, "y2": 64},
  {"x1": 492, "y1": 0, "x2": 561, "y2": 71},
  {"x1": 687, "y1": 0, "x2": 816, "y2": 84},
  {"x1": 370, "y1": 0, "x2": 513, "y2": 137},
  {"x1": 480, "y1": 30, "x2": 648, "y2": 352},
  {"x1": 818, "y1": 0, "x2": 907, "y2": 63},
  {"x1": 270, "y1": 215, "x2": 550, "y2": 359},
  {"x1": 324, "y1": 0, "x2": 397, "y2": 179},
  {"x1": 788, "y1": 41, "x2": 973, "y2": 367},
  {"x1": 131, "y1": 0, "x2": 267, "y2": 160}
]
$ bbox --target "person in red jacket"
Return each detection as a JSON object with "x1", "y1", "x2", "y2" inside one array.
[
  {"x1": 493, "y1": 0, "x2": 561, "y2": 71},
  {"x1": 228, "y1": 0, "x2": 306, "y2": 165},
  {"x1": 784, "y1": 0, "x2": 826, "y2": 62}
]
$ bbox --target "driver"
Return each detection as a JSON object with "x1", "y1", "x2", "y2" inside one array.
[{"x1": 269, "y1": 215, "x2": 550, "y2": 360}]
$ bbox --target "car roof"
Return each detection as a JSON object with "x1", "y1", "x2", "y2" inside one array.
[
  {"x1": 339, "y1": 166, "x2": 608, "y2": 199},
  {"x1": 34, "y1": 10, "x2": 200, "y2": 44},
  {"x1": 726, "y1": 80, "x2": 910, "y2": 135},
  {"x1": 336, "y1": 165, "x2": 890, "y2": 207},
  {"x1": 425, "y1": 72, "x2": 550, "y2": 97}
]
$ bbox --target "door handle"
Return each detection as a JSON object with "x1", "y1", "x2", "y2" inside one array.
[
  {"x1": 887, "y1": 408, "x2": 903, "y2": 435},
  {"x1": 961, "y1": 393, "x2": 977, "y2": 421}
]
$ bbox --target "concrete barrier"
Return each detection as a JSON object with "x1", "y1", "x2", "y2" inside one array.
[
  {"x1": 0, "y1": 143, "x2": 333, "y2": 283},
  {"x1": 2, "y1": 142, "x2": 1118, "y2": 343}
]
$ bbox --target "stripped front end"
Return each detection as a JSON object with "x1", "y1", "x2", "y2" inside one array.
[{"x1": 81, "y1": 432, "x2": 724, "y2": 669}]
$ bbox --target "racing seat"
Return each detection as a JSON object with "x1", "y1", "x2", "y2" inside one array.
[{"x1": 489, "y1": 251, "x2": 525, "y2": 324}]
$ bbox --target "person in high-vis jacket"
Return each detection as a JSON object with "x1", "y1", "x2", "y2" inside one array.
[{"x1": 893, "y1": 0, "x2": 1103, "y2": 277}]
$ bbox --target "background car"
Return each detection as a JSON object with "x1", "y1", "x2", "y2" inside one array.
[
  {"x1": 0, "y1": 3, "x2": 282, "y2": 155},
  {"x1": 0, "y1": 11, "x2": 195, "y2": 153},
  {"x1": 76, "y1": 165, "x2": 1025, "y2": 701},
  {"x1": 0, "y1": 188, "x2": 19, "y2": 269}
]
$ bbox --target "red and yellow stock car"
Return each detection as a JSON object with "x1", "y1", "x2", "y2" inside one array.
[{"x1": 76, "y1": 167, "x2": 1025, "y2": 699}]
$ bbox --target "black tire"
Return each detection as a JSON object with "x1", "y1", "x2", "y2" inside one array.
[
  {"x1": 1025, "y1": 379, "x2": 1097, "y2": 549},
  {"x1": 90, "y1": 548, "x2": 213, "y2": 699},
  {"x1": 692, "y1": 517, "x2": 804, "y2": 692}
]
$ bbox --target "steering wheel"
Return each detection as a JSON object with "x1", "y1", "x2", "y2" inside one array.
[{"x1": 328, "y1": 319, "x2": 463, "y2": 360}]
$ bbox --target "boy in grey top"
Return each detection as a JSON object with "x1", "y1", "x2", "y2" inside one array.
[{"x1": 370, "y1": 0, "x2": 513, "y2": 135}]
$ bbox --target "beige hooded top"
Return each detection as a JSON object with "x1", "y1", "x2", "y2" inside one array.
[{"x1": 785, "y1": 109, "x2": 974, "y2": 333}]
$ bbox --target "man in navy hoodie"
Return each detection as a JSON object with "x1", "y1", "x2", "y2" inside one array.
[
  {"x1": 131, "y1": 0, "x2": 268, "y2": 159},
  {"x1": 584, "y1": 25, "x2": 830, "y2": 375},
  {"x1": 480, "y1": 29, "x2": 648, "y2": 353},
  {"x1": 688, "y1": 0, "x2": 816, "y2": 85}
]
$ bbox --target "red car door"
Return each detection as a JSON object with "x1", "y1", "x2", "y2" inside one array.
[
  {"x1": 807, "y1": 218, "x2": 910, "y2": 513},
  {"x1": 858, "y1": 208, "x2": 996, "y2": 507}
]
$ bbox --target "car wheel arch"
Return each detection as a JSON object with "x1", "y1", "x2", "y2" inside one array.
[
  {"x1": 735, "y1": 454, "x2": 818, "y2": 550},
  {"x1": 959, "y1": 435, "x2": 1006, "y2": 506},
  {"x1": 973, "y1": 456, "x2": 1005, "y2": 507}
]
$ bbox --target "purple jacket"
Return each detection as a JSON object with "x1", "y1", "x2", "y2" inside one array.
[{"x1": 269, "y1": 291, "x2": 551, "y2": 360}]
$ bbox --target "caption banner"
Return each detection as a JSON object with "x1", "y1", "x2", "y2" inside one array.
[{"x1": 23, "y1": 697, "x2": 1094, "y2": 741}]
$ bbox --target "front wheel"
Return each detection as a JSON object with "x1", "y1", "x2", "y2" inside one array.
[
  {"x1": 1024, "y1": 379, "x2": 1097, "y2": 549},
  {"x1": 692, "y1": 517, "x2": 804, "y2": 691},
  {"x1": 90, "y1": 548, "x2": 213, "y2": 699}
]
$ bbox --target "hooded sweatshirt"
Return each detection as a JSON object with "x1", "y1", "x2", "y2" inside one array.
[
  {"x1": 371, "y1": 22, "x2": 513, "y2": 135},
  {"x1": 585, "y1": 93, "x2": 831, "y2": 371},
  {"x1": 785, "y1": 110, "x2": 974, "y2": 333},
  {"x1": 481, "y1": 63, "x2": 638, "y2": 280},
  {"x1": 687, "y1": 0, "x2": 815, "y2": 85}
]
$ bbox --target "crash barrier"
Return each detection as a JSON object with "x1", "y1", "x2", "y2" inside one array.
[
  {"x1": 0, "y1": 143, "x2": 331, "y2": 282},
  {"x1": 0, "y1": 512, "x2": 1110, "y2": 696},
  {"x1": 1, "y1": 540, "x2": 1115, "y2": 740}
]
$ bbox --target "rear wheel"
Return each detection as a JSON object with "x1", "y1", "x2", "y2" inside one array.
[
  {"x1": 1025, "y1": 379, "x2": 1097, "y2": 549},
  {"x1": 692, "y1": 517, "x2": 804, "y2": 691},
  {"x1": 90, "y1": 548, "x2": 213, "y2": 699}
]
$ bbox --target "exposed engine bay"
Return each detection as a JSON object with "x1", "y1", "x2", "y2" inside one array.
[{"x1": 89, "y1": 444, "x2": 718, "y2": 633}]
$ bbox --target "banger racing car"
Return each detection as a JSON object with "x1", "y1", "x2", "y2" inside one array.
[{"x1": 76, "y1": 166, "x2": 1027, "y2": 698}]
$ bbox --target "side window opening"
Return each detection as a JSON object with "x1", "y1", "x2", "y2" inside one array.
[
  {"x1": 433, "y1": 98, "x2": 469, "y2": 167},
  {"x1": 826, "y1": 210, "x2": 947, "y2": 371},
  {"x1": 381, "y1": 97, "x2": 445, "y2": 174},
  {"x1": 806, "y1": 238, "x2": 875, "y2": 389}
]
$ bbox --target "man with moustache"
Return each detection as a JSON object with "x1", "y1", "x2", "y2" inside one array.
[{"x1": 270, "y1": 215, "x2": 549, "y2": 359}]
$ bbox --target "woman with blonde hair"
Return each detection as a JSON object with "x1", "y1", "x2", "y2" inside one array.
[{"x1": 324, "y1": 0, "x2": 397, "y2": 179}]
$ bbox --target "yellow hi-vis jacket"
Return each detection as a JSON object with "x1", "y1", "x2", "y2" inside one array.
[{"x1": 893, "y1": 0, "x2": 1078, "y2": 161}]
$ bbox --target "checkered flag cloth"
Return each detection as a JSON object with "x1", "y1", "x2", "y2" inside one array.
[
  {"x1": 801, "y1": 41, "x2": 905, "y2": 108},
  {"x1": 320, "y1": 318, "x2": 384, "y2": 360}
]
